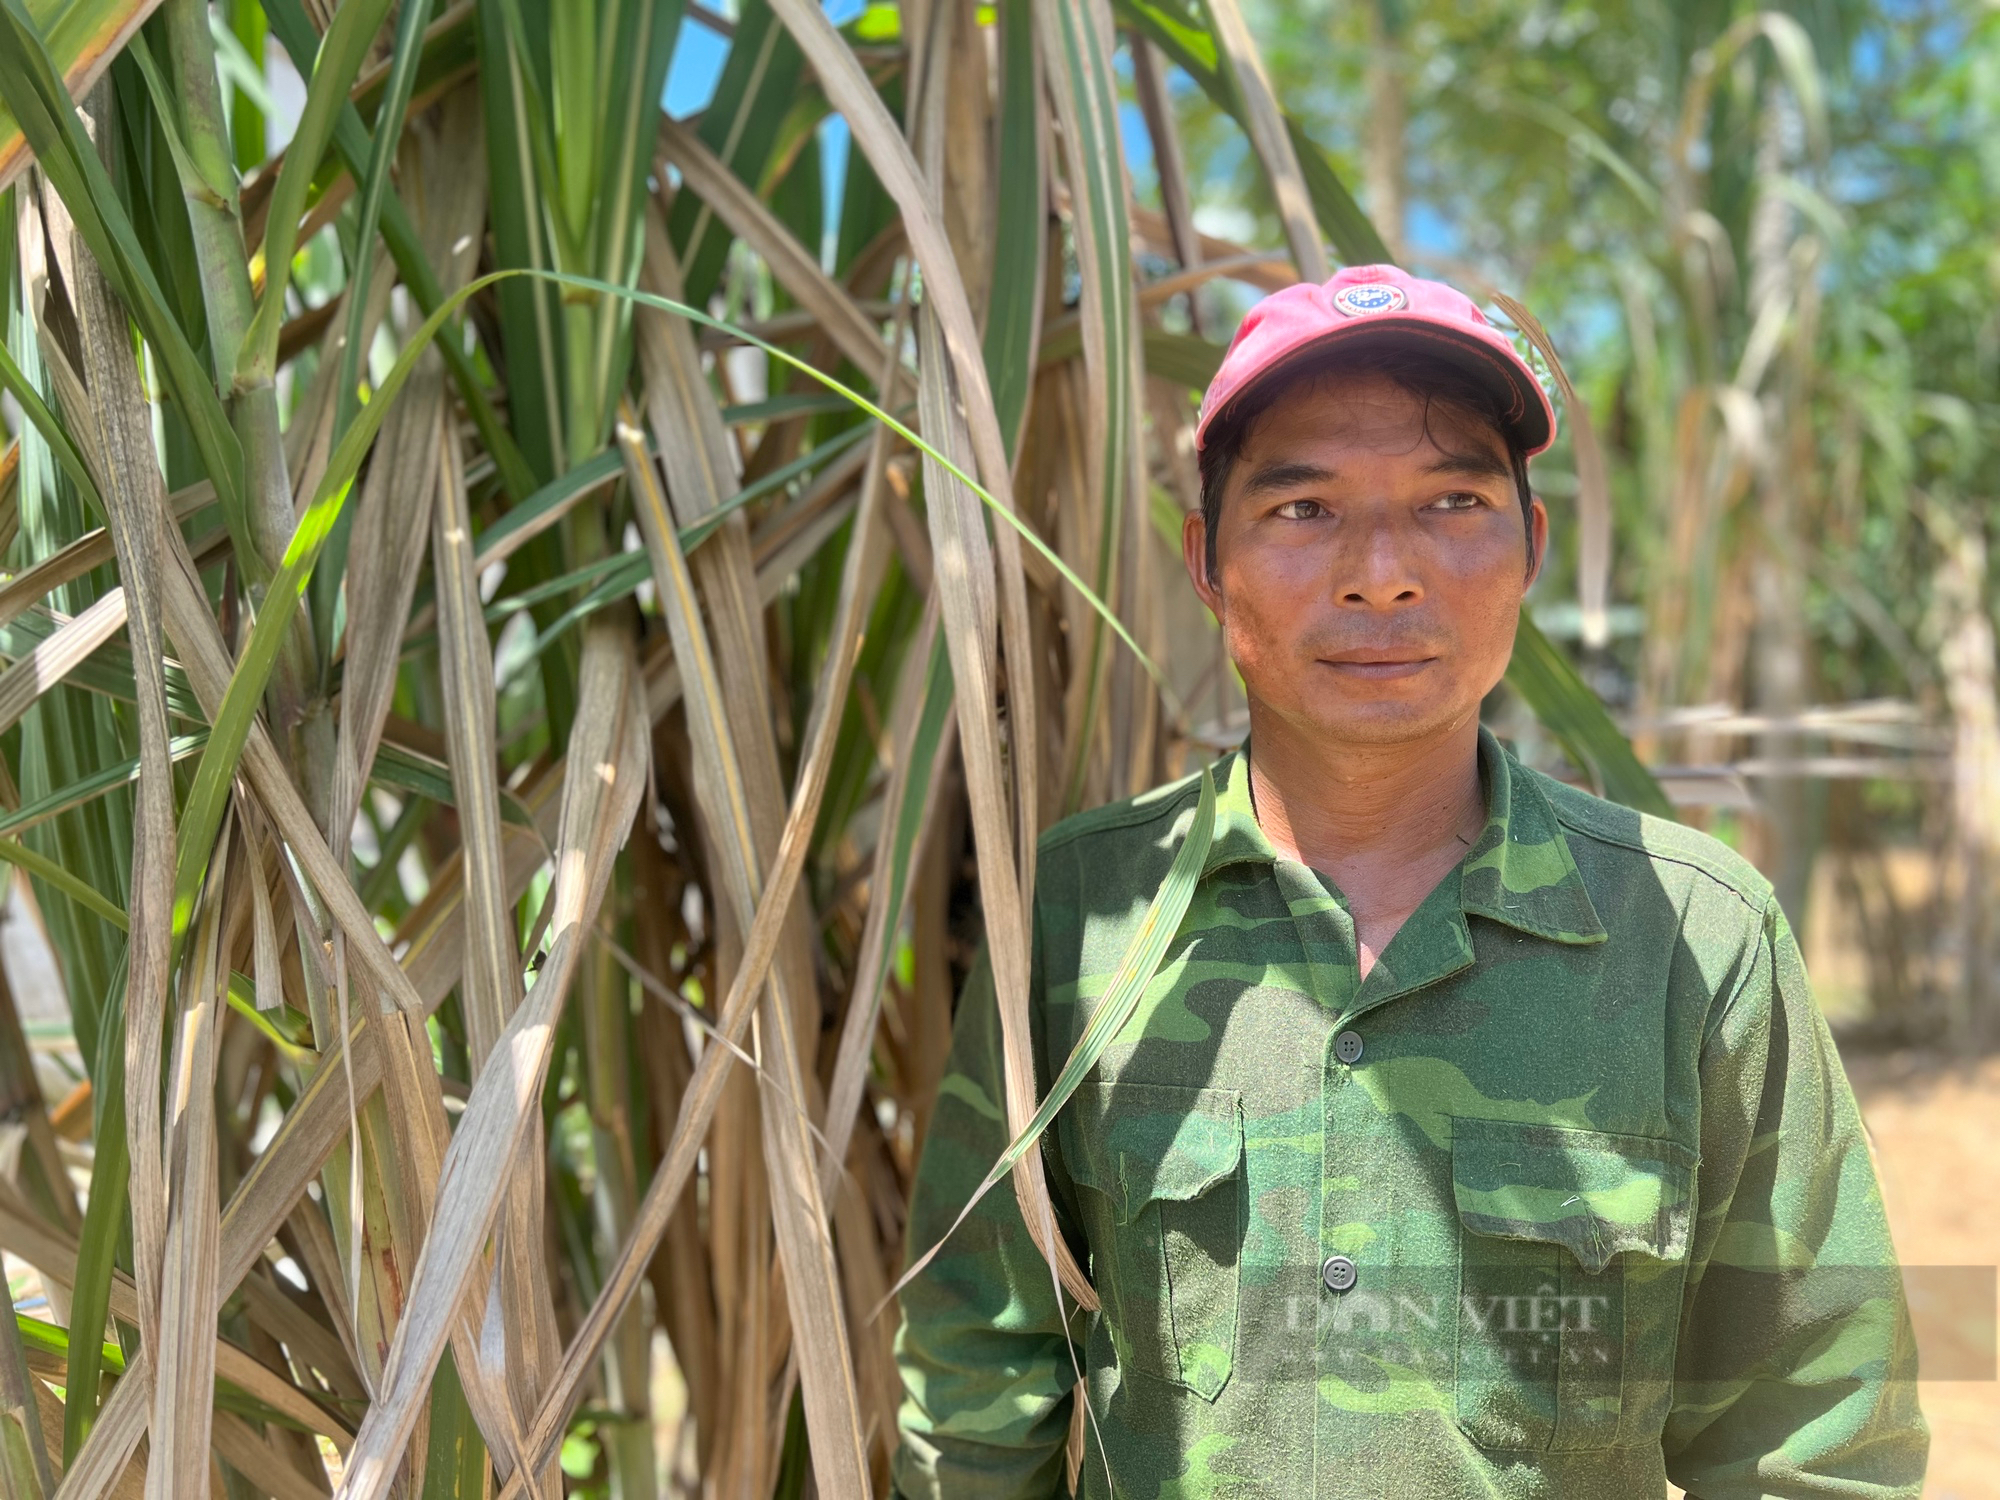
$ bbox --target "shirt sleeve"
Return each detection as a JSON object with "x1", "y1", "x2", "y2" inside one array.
[
  {"x1": 892, "y1": 944, "x2": 1084, "y2": 1500},
  {"x1": 1663, "y1": 897, "x2": 1929, "y2": 1497}
]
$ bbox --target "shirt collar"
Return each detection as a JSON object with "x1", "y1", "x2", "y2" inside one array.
[
  {"x1": 1196, "y1": 727, "x2": 1606, "y2": 947},
  {"x1": 1200, "y1": 744, "x2": 1279, "y2": 878},
  {"x1": 1458, "y1": 727, "x2": 1607, "y2": 945}
]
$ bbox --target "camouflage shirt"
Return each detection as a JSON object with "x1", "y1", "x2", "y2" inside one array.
[{"x1": 893, "y1": 731, "x2": 1926, "y2": 1499}]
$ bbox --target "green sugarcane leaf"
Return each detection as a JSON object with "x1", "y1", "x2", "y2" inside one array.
[
  {"x1": 224, "y1": 0, "x2": 268, "y2": 176},
  {"x1": 719, "y1": 392, "x2": 857, "y2": 426},
  {"x1": 370, "y1": 742, "x2": 540, "y2": 830},
  {"x1": 569, "y1": 0, "x2": 682, "y2": 433},
  {"x1": 984, "y1": 0, "x2": 1045, "y2": 461},
  {"x1": 1506, "y1": 613, "x2": 1673, "y2": 818},
  {"x1": 0, "y1": 1298, "x2": 52, "y2": 1500},
  {"x1": 1140, "y1": 328, "x2": 1227, "y2": 390},
  {"x1": 0, "y1": 610, "x2": 208, "y2": 723},
  {"x1": 1283, "y1": 115, "x2": 1395, "y2": 267},
  {"x1": 676, "y1": 422, "x2": 874, "y2": 551},
  {"x1": 311, "y1": 0, "x2": 435, "y2": 662},
  {"x1": 0, "y1": 833, "x2": 125, "y2": 929},
  {"x1": 262, "y1": 0, "x2": 536, "y2": 501},
  {"x1": 886, "y1": 764, "x2": 1217, "y2": 1303},
  {"x1": 1042, "y1": 322, "x2": 1227, "y2": 392},
  {"x1": 494, "y1": 554, "x2": 651, "y2": 686},
  {"x1": 498, "y1": 410, "x2": 879, "y2": 668},
  {"x1": 0, "y1": 0, "x2": 160, "y2": 188},
  {"x1": 0, "y1": 338, "x2": 101, "y2": 515},
  {"x1": 62, "y1": 949, "x2": 126, "y2": 1462},
  {"x1": 0, "y1": 732, "x2": 207, "y2": 841},
  {"x1": 471, "y1": 0, "x2": 566, "y2": 483},
  {"x1": 1042, "y1": 0, "x2": 1140, "y2": 812},
  {"x1": 470, "y1": 446, "x2": 624, "y2": 560},
  {"x1": 1115, "y1": 0, "x2": 1216, "y2": 71},
  {"x1": 34, "y1": 1302, "x2": 350, "y2": 1436},
  {"x1": 332, "y1": 0, "x2": 432, "y2": 440},
  {"x1": 223, "y1": 972, "x2": 314, "y2": 1052},
  {"x1": 483, "y1": 548, "x2": 645, "y2": 621},
  {"x1": 0, "y1": 0, "x2": 247, "y2": 537},
  {"x1": 667, "y1": 0, "x2": 804, "y2": 308},
  {"x1": 20, "y1": 1311, "x2": 124, "y2": 1375},
  {"x1": 236, "y1": 0, "x2": 398, "y2": 387},
  {"x1": 121, "y1": 31, "x2": 209, "y2": 203},
  {"x1": 346, "y1": 0, "x2": 476, "y2": 125},
  {"x1": 855, "y1": 629, "x2": 951, "y2": 1023},
  {"x1": 420, "y1": 1350, "x2": 487, "y2": 1500}
]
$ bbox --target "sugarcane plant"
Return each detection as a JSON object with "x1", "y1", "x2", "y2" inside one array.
[{"x1": 0, "y1": 1, "x2": 1667, "y2": 1497}]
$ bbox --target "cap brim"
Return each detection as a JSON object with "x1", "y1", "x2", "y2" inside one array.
[{"x1": 1212, "y1": 317, "x2": 1555, "y2": 456}]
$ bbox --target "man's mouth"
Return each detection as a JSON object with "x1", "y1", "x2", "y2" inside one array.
[{"x1": 1318, "y1": 649, "x2": 1439, "y2": 680}]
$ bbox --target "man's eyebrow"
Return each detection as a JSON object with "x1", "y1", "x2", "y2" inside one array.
[
  {"x1": 1421, "y1": 450, "x2": 1513, "y2": 481},
  {"x1": 1237, "y1": 461, "x2": 1337, "y2": 498}
]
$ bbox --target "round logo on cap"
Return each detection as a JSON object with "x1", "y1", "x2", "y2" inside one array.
[{"x1": 1331, "y1": 281, "x2": 1408, "y2": 317}]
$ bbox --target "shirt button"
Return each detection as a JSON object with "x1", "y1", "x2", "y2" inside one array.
[
  {"x1": 1335, "y1": 1030, "x2": 1364, "y2": 1065},
  {"x1": 1321, "y1": 1254, "x2": 1358, "y2": 1294}
]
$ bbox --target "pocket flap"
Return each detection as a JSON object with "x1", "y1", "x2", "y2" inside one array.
[
  {"x1": 1066, "y1": 1082, "x2": 1243, "y2": 1223},
  {"x1": 1450, "y1": 1118, "x2": 1695, "y2": 1273}
]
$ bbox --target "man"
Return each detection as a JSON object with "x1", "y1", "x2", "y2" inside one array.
[{"x1": 893, "y1": 265, "x2": 1927, "y2": 1498}]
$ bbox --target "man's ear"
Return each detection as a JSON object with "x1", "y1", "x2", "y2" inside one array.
[
  {"x1": 1184, "y1": 509, "x2": 1223, "y2": 617},
  {"x1": 1525, "y1": 496, "x2": 1550, "y2": 587}
]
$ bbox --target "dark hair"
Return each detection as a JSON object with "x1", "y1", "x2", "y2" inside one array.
[{"x1": 1197, "y1": 339, "x2": 1538, "y2": 582}]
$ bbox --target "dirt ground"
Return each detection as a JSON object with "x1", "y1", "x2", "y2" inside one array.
[{"x1": 1842, "y1": 1048, "x2": 2000, "y2": 1500}]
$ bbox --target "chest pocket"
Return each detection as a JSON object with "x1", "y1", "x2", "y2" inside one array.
[
  {"x1": 1450, "y1": 1118, "x2": 1695, "y2": 1452},
  {"x1": 1064, "y1": 1081, "x2": 1244, "y2": 1401}
]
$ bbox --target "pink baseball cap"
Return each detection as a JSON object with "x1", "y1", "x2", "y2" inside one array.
[{"x1": 1194, "y1": 264, "x2": 1557, "y2": 457}]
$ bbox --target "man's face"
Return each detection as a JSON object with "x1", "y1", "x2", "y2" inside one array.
[{"x1": 1184, "y1": 369, "x2": 1546, "y2": 749}]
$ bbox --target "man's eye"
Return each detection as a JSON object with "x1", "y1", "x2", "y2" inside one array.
[
  {"x1": 1275, "y1": 499, "x2": 1325, "y2": 520},
  {"x1": 1430, "y1": 491, "x2": 1486, "y2": 512}
]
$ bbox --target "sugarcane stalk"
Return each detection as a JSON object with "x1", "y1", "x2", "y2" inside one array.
[{"x1": 159, "y1": 0, "x2": 327, "y2": 791}]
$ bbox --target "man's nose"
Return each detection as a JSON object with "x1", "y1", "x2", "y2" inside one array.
[{"x1": 1337, "y1": 509, "x2": 1424, "y2": 607}]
